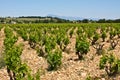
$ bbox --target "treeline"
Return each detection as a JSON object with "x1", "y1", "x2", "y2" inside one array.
[
  {"x1": 0, "y1": 16, "x2": 120, "y2": 24},
  {"x1": 0, "y1": 16, "x2": 71, "y2": 24},
  {"x1": 76, "y1": 19, "x2": 120, "y2": 23}
]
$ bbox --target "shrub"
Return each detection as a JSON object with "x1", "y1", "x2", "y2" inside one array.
[
  {"x1": 47, "y1": 49, "x2": 62, "y2": 70},
  {"x1": 62, "y1": 36, "x2": 70, "y2": 51},
  {"x1": 45, "y1": 37, "x2": 56, "y2": 53},
  {"x1": 99, "y1": 53, "x2": 120, "y2": 76},
  {"x1": 27, "y1": 69, "x2": 40, "y2": 80},
  {"x1": 109, "y1": 30, "x2": 117, "y2": 39},
  {"x1": 101, "y1": 32, "x2": 107, "y2": 42},
  {"x1": 5, "y1": 45, "x2": 28, "y2": 80},
  {"x1": 93, "y1": 43, "x2": 104, "y2": 55},
  {"x1": 4, "y1": 27, "x2": 29, "y2": 80},
  {"x1": 92, "y1": 33, "x2": 100, "y2": 45},
  {"x1": 69, "y1": 29, "x2": 74, "y2": 38},
  {"x1": 75, "y1": 38, "x2": 90, "y2": 60},
  {"x1": 87, "y1": 29, "x2": 94, "y2": 40}
]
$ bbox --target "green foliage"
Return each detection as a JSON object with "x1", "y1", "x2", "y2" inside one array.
[
  {"x1": 5, "y1": 46, "x2": 23, "y2": 70},
  {"x1": 29, "y1": 32, "x2": 39, "y2": 43},
  {"x1": 5, "y1": 45, "x2": 28, "y2": 80},
  {"x1": 0, "y1": 26, "x2": 3, "y2": 30},
  {"x1": 27, "y1": 70, "x2": 40, "y2": 80},
  {"x1": 86, "y1": 75, "x2": 92, "y2": 80},
  {"x1": 101, "y1": 32, "x2": 107, "y2": 42},
  {"x1": 47, "y1": 49, "x2": 62, "y2": 70},
  {"x1": 99, "y1": 55, "x2": 108, "y2": 69},
  {"x1": 86, "y1": 29, "x2": 94, "y2": 39},
  {"x1": 69, "y1": 29, "x2": 74, "y2": 38},
  {"x1": 4, "y1": 27, "x2": 18, "y2": 50},
  {"x1": 45, "y1": 37, "x2": 56, "y2": 53},
  {"x1": 99, "y1": 54, "x2": 120, "y2": 76},
  {"x1": 63, "y1": 36, "x2": 69, "y2": 46},
  {"x1": 76, "y1": 38, "x2": 90, "y2": 59},
  {"x1": 92, "y1": 33, "x2": 100, "y2": 45},
  {"x1": 109, "y1": 30, "x2": 117, "y2": 39},
  {"x1": 62, "y1": 36, "x2": 70, "y2": 51},
  {"x1": 56, "y1": 32, "x2": 70, "y2": 51},
  {"x1": 16, "y1": 28, "x2": 28, "y2": 41},
  {"x1": 76, "y1": 41, "x2": 89, "y2": 54},
  {"x1": 4, "y1": 27, "x2": 29, "y2": 80},
  {"x1": 29, "y1": 32, "x2": 40, "y2": 49},
  {"x1": 27, "y1": 73, "x2": 34, "y2": 80},
  {"x1": 4, "y1": 23, "x2": 120, "y2": 79},
  {"x1": 21, "y1": 31, "x2": 28, "y2": 41},
  {"x1": 77, "y1": 27, "x2": 83, "y2": 35},
  {"x1": 117, "y1": 30, "x2": 120, "y2": 38},
  {"x1": 35, "y1": 70, "x2": 41, "y2": 80},
  {"x1": 76, "y1": 38, "x2": 90, "y2": 54},
  {"x1": 56, "y1": 34, "x2": 62, "y2": 45},
  {"x1": 0, "y1": 54, "x2": 5, "y2": 69}
]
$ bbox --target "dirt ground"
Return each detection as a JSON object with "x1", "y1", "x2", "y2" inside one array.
[{"x1": 0, "y1": 27, "x2": 120, "y2": 80}]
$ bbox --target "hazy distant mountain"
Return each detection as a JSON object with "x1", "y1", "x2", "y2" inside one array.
[{"x1": 47, "y1": 14, "x2": 99, "y2": 20}]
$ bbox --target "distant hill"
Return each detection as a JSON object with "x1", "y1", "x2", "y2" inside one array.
[
  {"x1": 0, "y1": 16, "x2": 71, "y2": 24},
  {"x1": 47, "y1": 14, "x2": 99, "y2": 20},
  {"x1": 0, "y1": 15, "x2": 120, "y2": 24}
]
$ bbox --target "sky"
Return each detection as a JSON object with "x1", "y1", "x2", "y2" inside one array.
[{"x1": 0, "y1": 0, "x2": 120, "y2": 19}]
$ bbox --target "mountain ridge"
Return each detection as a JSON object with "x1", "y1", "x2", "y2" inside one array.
[{"x1": 47, "y1": 14, "x2": 99, "y2": 20}]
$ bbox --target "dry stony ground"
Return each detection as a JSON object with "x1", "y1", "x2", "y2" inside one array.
[{"x1": 0, "y1": 27, "x2": 120, "y2": 80}]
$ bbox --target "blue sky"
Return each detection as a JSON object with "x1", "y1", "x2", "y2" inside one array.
[{"x1": 0, "y1": 0, "x2": 120, "y2": 19}]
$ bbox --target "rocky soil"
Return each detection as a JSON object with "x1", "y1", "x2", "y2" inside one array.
[{"x1": 0, "y1": 27, "x2": 120, "y2": 80}]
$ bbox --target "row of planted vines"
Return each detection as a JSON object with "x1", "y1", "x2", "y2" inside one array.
[{"x1": 0, "y1": 23, "x2": 120, "y2": 80}]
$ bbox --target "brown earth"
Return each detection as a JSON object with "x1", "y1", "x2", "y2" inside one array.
[{"x1": 0, "y1": 27, "x2": 120, "y2": 80}]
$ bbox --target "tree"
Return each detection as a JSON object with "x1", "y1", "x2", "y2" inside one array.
[
  {"x1": 82, "y1": 19, "x2": 89, "y2": 23},
  {"x1": 97, "y1": 19, "x2": 106, "y2": 23}
]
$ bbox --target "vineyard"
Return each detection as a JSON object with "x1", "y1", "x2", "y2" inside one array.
[{"x1": 0, "y1": 23, "x2": 120, "y2": 80}]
